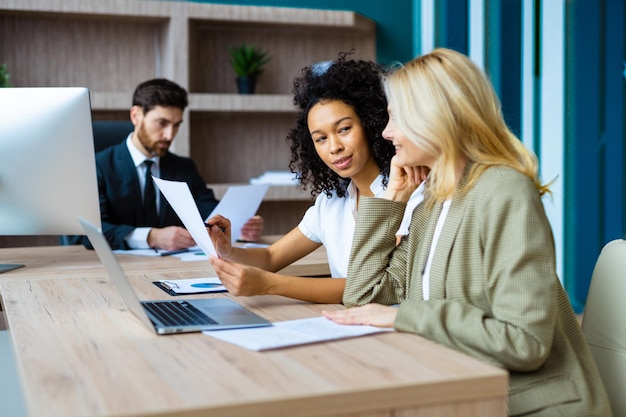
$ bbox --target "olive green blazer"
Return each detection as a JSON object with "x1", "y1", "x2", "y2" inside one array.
[{"x1": 344, "y1": 165, "x2": 612, "y2": 417}]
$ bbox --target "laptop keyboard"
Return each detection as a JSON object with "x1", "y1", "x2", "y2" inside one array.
[{"x1": 143, "y1": 301, "x2": 217, "y2": 326}]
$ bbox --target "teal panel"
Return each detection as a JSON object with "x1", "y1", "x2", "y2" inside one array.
[
  {"x1": 602, "y1": 0, "x2": 626, "y2": 240},
  {"x1": 413, "y1": 0, "x2": 421, "y2": 58},
  {"x1": 564, "y1": 0, "x2": 602, "y2": 313},
  {"x1": 564, "y1": 0, "x2": 626, "y2": 313},
  {"x1": 485, "y1": 0, "x2": 522, "y2": 136},
  {"x1": 435, "y1": 0, "x2": 468, "y2": 54}
]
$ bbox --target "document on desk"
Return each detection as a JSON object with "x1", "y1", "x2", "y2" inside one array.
[
  {"x1": 203, "y1": 316, "x2": 393, "y2": 351},
  {"x1": 153, "y1": 277, "x2": 226, "y2": 295},
  {"x1": 206, "y1": 183, "x2": 270, "y2": 244},
  {"x1": 153, "y1": 177, "x2": 217, "y2": 257}
]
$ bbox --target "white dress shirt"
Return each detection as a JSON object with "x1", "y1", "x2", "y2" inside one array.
[
  {"x1": 421, "y1": 199, "x2": 452, "y2": 300},
  {"x1": 124, "y1": 135, "x2": 161, "y2": 249}
]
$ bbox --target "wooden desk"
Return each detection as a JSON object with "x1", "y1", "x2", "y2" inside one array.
[
  {"x1": 0, "y1": 236, "x2": 330, "y2": 280},
  {"x1": 0, "y1": 247, "x2": 508, "y2": 417}
]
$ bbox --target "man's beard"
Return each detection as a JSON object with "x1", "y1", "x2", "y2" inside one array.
[{"x1": 137, "y1": 123, "x2": 168, "y2": 157}]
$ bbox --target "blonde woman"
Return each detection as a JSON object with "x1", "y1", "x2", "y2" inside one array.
[{"x1": 323, "y1": 48, "x2": 612, "y2": 417}]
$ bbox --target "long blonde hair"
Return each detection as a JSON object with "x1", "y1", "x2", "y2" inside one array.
[{"x1": 383, "y1": 48, "x2": 550, "y2": 203}]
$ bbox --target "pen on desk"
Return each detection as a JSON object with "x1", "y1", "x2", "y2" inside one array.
[{"x1": 204, "y1": 222, "x2": 227, "y2": 233}]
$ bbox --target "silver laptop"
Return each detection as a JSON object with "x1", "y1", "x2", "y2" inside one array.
[{"x1": 79, "y1": 217, "x2": 271, "y2": 335}]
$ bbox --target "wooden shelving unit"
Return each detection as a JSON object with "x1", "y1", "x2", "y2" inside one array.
[{"x1": 0, "y1": 0, "x2": 376, "y2": 235}]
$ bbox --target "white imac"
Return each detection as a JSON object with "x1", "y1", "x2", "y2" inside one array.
[{"x1": 0, "y1": 87, "x2": 101, "y2": 273}]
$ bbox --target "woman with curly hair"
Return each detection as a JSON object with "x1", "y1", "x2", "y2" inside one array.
[{"x1": 206, "y1": 56, "x2": 424, "y2": 303}]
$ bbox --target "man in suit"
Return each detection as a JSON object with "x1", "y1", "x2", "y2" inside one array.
[{"x1": 96, "y1": 78, "x2": 263, "y2": 250}]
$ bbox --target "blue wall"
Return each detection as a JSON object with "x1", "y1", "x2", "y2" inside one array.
[
  {"x1": 564, "y1": 0, "x2": 626, "y2": 312},
  {"x1": 191, "y1": 0, "x2": 415, "y2": 65}
]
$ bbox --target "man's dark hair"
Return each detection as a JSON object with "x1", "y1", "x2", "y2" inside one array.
[
  {"x1": 132, "y1": 78, "x2": 188, "y2": 114},
  {"x1": 287, "y1": 55, "x2": 393, "y2": 198}
]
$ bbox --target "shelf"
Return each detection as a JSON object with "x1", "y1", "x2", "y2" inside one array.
[
  {"x1": 1, "y1": 0, "x2": 375, "y2": 235},
  {"x1": 0, "y1": 0, "x2": 172, "y2": 20},
  {"x1": 188, "y1": 94, "x2": 295, "y2": 113},
  {"x1": 89, "y1": 92, "x2": 132, "y2": 111},
  {"x1": 209, "y1": 184, "x2": 313, "y2": 202},
  {"x1": 1, "y1": 0, "x2": 374, "y2": 31},
  {"x1": 184, "y1": 2, "x2": 375, "y2": 31},
  {"x1": 89, "y1": 92, "x2": 296, "y2": 113},
  {"x1": 189, "y1": 22, "x2": 375, "y2": 95}
]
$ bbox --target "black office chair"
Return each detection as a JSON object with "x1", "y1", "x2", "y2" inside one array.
[
  {"x1": 59, "y1": 120, "x2": 134, "y2": 245},
  {"x1": 91, "y1": 120, "x2": 134, "y2": 152}
]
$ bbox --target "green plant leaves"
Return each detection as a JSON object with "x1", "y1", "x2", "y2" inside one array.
[
  {"x1": 228, "y1": 44, "x2": 271, "y2": 78},
  {"x1": 0, "y1": 64, "x2": 12, "y2": 88}
]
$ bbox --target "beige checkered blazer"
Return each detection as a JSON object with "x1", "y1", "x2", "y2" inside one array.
[{"x1": 344, "y1": 164, "x2": 611, "y2": 417}]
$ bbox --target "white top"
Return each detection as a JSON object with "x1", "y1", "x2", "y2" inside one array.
[
  {"x1": 396, "y1": 181, "x2": 425, "y2": 236},
  {"x1": 421, "y1": 199, "x2": 452, "y2": 300},
  {"x1": 298, "y1": 175, "x2": 423, "y2": 278}
]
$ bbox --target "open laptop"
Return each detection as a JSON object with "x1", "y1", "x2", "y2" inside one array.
[{"x1": 79, "y1": 217, "x2": 271, "y2": 335}]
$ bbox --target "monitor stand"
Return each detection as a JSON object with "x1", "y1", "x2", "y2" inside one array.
[{"x1": 0, "y1": 264, "x2": 25, "y2": 274}]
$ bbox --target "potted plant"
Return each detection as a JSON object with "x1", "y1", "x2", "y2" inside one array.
[
  {"x1": 0, "y1": 64, "x2": 12, "y2": 87},
  {"x1": 228, "y1": 44, "x2": 271, "y2": 94}
]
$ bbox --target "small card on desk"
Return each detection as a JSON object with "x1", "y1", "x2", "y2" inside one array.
[{"x1": 153, "y1": 277, "x2": 226, "y2": 296}]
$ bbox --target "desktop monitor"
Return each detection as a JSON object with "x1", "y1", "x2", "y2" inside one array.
[{"x1": 0, "y1": 87, "x2": 101, "y2": 273}]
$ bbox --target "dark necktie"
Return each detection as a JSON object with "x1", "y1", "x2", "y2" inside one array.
[{"x1": 142, "y1": 160, "x2": 158, "y2": 226}]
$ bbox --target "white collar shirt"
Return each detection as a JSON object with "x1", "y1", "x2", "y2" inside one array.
[
  {"x1": 124, "y1": 135, "x2": 162, "y2": 248},
  {"x1": 421, "y1": 199, "x2": 452, "y2": 300}
]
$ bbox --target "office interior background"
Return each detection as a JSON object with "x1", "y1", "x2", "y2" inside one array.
[{"x1": 1, "y1": 0, "x2": 624, "y2": 313}]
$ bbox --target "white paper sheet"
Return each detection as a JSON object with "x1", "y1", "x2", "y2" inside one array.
[
  {"x1": 153, "y1": 177, "x2": 217, "y2": 257},
  {"x1": 203, "y1": 316, "x2": 393, "y2": 351},
  {"x1": 174, "y1": 242, "x2": 269, "y2": 261},
  {"x1": 249, "y1": 171, "x2": 298, "y2": 185},
  {"x1": 206, "y1": 183, "x2": 270, "y2": 243}
]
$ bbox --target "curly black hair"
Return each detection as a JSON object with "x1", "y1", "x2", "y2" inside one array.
[{"x1": 287, "y1": 54, "x2": 394, "y2": 198}]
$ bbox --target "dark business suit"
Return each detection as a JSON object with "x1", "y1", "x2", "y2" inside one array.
[{"x1": 94, "y1": 141, "x2": 218, "y2": 250}]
